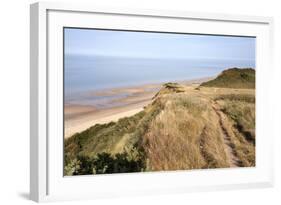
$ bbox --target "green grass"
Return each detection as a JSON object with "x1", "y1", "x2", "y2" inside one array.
[
  {"x1": 64, "y1": 97, "x2": 164, "y2": 175},
  {"x1": 201, "y1": 68, "x2": 255, "y2": 89}
]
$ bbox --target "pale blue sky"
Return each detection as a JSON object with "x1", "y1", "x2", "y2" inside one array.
[{"x1": 64, "y1": 28, "x2": 255, "y2": 61}]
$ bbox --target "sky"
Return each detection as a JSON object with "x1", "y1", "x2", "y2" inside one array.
[{"x1": 64, "y1": 28, "x2": 256, "y2": 61}]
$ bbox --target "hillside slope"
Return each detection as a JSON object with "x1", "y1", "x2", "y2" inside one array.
[
  {"x1": 200, "y1": 68, "x2": 255, "y2": 88},
  {"x1": 64, "y1": 79, "x2": 255, "y2": 175}
]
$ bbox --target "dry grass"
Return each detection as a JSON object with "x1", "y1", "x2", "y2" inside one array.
[
  {"x1": 64, "y1": 82, "x2": 256, "y2": 175},
  {"x1": 215, "y1": 93, "x2": 255, "y2": 166},
  {"x1": 221, "y1": 100, "x2": 255, "y2": 142},
  {"x1": 141, "y1": 93, "x2": 229, "y2": 171}
]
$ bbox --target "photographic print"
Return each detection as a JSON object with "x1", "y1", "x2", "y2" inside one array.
[{"x1": 63, "y1": 28, "x2": 255, "y2": 176}]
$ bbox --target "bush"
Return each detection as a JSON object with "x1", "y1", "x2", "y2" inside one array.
[{"x1": 64, "y1": 151, "x2": 145, "y2": 175}]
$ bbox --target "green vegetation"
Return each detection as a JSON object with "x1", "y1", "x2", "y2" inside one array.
[
  {"x1": 64, "y1": 96, "x2": 164, "y2": 175},
  {"x1": 65, "y1": 152, "x2": 145, "y2": 175},
  {"x1": 200, "y1": 68, "x2": 255, "y2": 88}
]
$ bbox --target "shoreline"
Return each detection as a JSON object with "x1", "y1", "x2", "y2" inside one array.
[
  {"x1": 64, "y1": 101, "x2": 149, "y2": 139},
  {"x1": 64, "y1": 77, "x2": 213, "y2": 139}
]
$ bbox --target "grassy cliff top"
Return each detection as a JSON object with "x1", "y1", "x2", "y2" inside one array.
[
  {"x1": 64, "y1": 71, "x2": 256, "y2": 175},
  {"x1": 200, "y1": 68, "x2": 255, "y2": 89}
]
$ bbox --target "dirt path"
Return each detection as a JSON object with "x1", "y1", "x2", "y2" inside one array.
[
  {"x1": 190, "y1": 88, "x2": 241, "y2": 167},
  {"x1": 211, "y1": 102, "x2": 241, "y2": 168}
]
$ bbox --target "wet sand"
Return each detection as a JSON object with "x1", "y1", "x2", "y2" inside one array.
[
  {"x1": 64, "y1": 77, "x2": 213, "y2": 138},
  {"x1": 64, "y1": 83, "x2": 161, "y2": 138}
]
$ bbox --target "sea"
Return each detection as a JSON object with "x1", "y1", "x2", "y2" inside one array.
[{"x1": 64, "y1": 54, "x2": 255, "y2": 106}]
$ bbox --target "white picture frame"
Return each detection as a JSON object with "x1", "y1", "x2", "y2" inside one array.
[{"x1": 30, "y1": 1, "x2": 274, "y2": 202}]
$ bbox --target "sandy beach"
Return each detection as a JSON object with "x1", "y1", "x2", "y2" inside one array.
[
  {"x1": 64, "y1": 78, "x2": 212, "y2": 138},
  {"x1": 64, "y1": 106, "x2": 145, "y2": 138},
  {"x1": 64, "y1": 83, "x2": 161, "y2": 138}
]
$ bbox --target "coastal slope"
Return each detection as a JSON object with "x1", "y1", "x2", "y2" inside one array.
[
  {"x1": 200, "y1": 68, "x2": 255, "y2": 88},
  {"x1": 64, "y1": 68, "x2": 256, "y2": 175}
]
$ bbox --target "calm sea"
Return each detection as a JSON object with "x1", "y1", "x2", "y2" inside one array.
[{"x1": 64, "y1": 54, "x2": 255, "y2": 105}]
